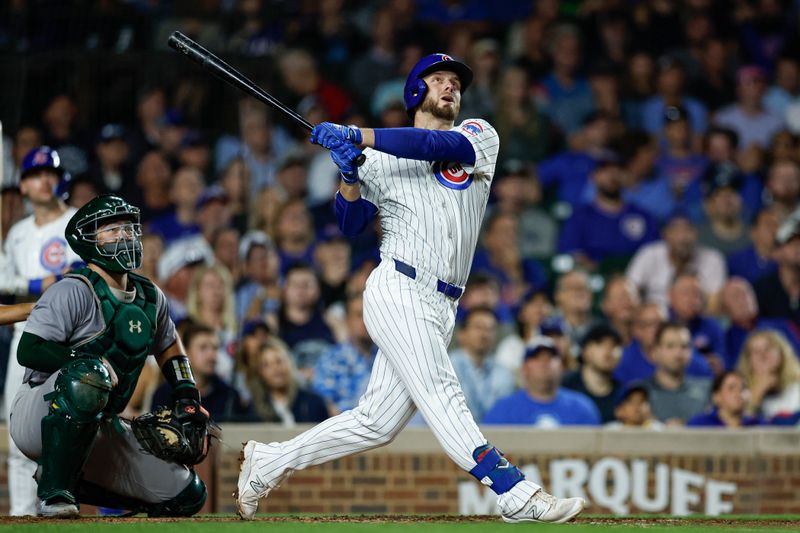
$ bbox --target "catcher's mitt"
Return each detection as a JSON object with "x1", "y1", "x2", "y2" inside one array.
[{"x1": 131, "y1": 401, "x2": 221, "y2": 466}]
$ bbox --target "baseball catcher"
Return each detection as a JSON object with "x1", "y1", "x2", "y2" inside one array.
[{"x1": 9, "y1": 194, "x2": 212, "y2": 517}]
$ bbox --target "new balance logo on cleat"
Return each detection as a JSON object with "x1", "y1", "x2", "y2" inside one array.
[{"x1": 250, "y1": 476, "x2": 267, "y2": 494}]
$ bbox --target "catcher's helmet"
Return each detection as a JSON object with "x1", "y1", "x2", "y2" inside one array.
[
  {"x1": 66, "y1": 194, "x2": 143, "y2": 273},
  {"x1": 403, "y1": 53, "x2": 473, "y2": 117},
  {"x1": 20, "y1": 146, "x2": 65, "y2": 180}
]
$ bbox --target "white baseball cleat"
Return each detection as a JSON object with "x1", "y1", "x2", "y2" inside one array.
[
  {"x1": 498, "y1": 485, "x2": 585, "y2": 524},
  {"x1": 38, "y1": 499, "x2": 79, "y2": 518},
  {"x1": 235, "y1": 440, "x2": 272, "y2": 520}
]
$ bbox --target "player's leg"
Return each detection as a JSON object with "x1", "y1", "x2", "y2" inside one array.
[
  {"x1": 362, "y1": 267, "x2": 584, "y2": 523},
  {"x1": 236, "y1": 350, "x2": 417, "y2": 519},
  {"x1": 5, "y1": 330, "x2": 40, "y2": 516}
]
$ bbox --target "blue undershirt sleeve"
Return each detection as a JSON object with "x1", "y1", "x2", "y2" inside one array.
[
  {"x1": 335, "y1": 192, "x2": 379, "y2": 237},
  {"x1": 373, "y1": 128, "x2": 476, "y2": 164}
]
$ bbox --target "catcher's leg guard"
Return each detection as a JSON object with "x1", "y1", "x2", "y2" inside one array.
[
  {"x1": 146, "y1": 471, "x2": 207, "y2": 517},
  {"x1": 38, "y1": 359, "x2": 112, "y2": 504}
]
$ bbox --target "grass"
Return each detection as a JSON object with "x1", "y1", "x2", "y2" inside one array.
[{"x1": 2, "y1": 515, "x2": 799, "y2": 533}]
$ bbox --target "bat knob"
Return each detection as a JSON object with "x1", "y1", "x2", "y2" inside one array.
[{"x1": 354, "y1": 153, "x2": 366, "y2": 167}]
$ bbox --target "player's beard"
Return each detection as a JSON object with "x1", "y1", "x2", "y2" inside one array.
[{"x1": 419, "y1": 94, "x2": 458, "y2": 121}]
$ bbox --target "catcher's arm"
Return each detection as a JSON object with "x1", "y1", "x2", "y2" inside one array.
[{"x1": 0, "y1": 302, "x2": 34, "y2": 325}]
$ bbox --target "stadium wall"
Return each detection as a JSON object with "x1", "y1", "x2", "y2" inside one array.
[{"x1": 1, "y1": 425, "x2": 799, "y2": 515}]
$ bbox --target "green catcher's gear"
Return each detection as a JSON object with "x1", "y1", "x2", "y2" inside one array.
[
  {"x1": 38, "y1": 358, "x2": 112, "y2": 503},
  {"x1": 65, "y1": 194, "x2": 143, "y2": 272},
  {"x1": 78, "y1": 470, "x2": 207, "y2": 517},
  {"x1": 67, "y1": 267, "x2": 158, "y2": 414}
]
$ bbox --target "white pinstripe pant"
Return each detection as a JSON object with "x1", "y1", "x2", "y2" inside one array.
[{"x1": 254, "y1": 259, "x2": 489, "y2": 483}]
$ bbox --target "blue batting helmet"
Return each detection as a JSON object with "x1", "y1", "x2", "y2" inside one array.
[
  {"x1": 20, "y1": 146, "x2": 65, "y2": 180},
  {"x1": 403, "y1": 53, "x2": 473, "y2": 116}
]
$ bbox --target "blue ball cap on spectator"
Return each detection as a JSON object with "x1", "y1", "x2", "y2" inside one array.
[
  {"x1": 524, "y1": 336, "x2": 559, "y2": 360},
  {"x1": 180, "y1": 129, "x2": 208, "y2": 149},
  {"x1": 663, "y1": 105, "x2": 689, "y2": 124},
  {"x1": 98, "y1": 123, "x2": 127, "y2": 143},
  {"x1": 539, "y1": 316, "x2": 564, "y2": 336},
  {"x1": 404, "y1": 53, "x2": 473, "y2": 115},
  {"x1": 20, "y1": 146, "x2": 64, "y2": 180},
  {"x1": 196, "y1": 185, "x2": 228, "y2": 210},
  {"x1": 613, "y1": 382, "x2": 649, "y2": 408},
  {"x1": 242, "y1": 319, "x2": 271, "y2": 337},
  {"x1": 702, "y1": 162, "x2": 743, "y2": 198}
]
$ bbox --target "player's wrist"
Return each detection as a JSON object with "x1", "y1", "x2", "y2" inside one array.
[{"x1": 340, "y1": 171, "x2": 359, "y2": 185}]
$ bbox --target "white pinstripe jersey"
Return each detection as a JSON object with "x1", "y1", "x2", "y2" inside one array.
[{"x1": 358, "y1": 118, "x2": 499, "y2": 287}]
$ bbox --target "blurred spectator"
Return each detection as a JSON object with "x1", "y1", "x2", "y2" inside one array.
[
  {"x1": 347, "y1": 8, "x2": 398, "y2": 109},
  {"x1": 186, "y1": 264, "x2": 238, "y2": 382},
  {"x1": 459, "y1": 38, "x2": 501, "y2": 121},
  {"x1": 714, "y1": 66, "x2": 784, "y2": 152},
  {"x1": 626, "y1": 209, "x2": 727, "y2": 308},
  {"x1": 273, "y1": 153, "x2": 309, "y2": 203},
  {"x1": 196, "y1": 185, "x2": 232, "y2": 245},
  {"x1": 589, "y1": 64, "x2": 624, "y2": 123},
  {"x1": 561, "y1": 324, "x2": 624, "y2": 423},
  {"x1": 754, "y1": 212, "x2": 800, "y2": 326},
  {"x1": 219, "y1": 157, "x2": 251, "y2": 234},
  {"x1": 177, "y1": 130, "x2": 212, "y2": 174},
  {"x1": 274, "y1": 198, "x2": 316, "y2": 276},
  {"x1": 129, "y1": 86, "x2": 165, "y2": 160},
  {"x1": 655, "y1": 105, "x2": 707, "y2": 202},
  {"x1": 483, "y1": 337, "x2": 601, "y2": 426},
  {"x1": 135, "y1": 233, "x2": 164, "y2": 285},
  {"x1": 158, "y1": 108, "x2": 189, "y2": 162},
  {"x1": 538, "y1": 110, "x2": 614, "y2": 208},
  {"x1": 641, "y1": 56, "x2": 708, "y2": 143},
  {"x1": 62, "y1": 174, "x2": 99, "y2": 209},
  {"x1": 211, "y1": 226, "x2": 241, "y2": 285},
  {"x1": 148, "y1": 166, "x2": 203, "y2": 245},
  {"x1": 314, "y1": 231, "x2": 351, "y2": 310},
  {"x1": 615, "y1": 302, "x2": 713, "y2": 386},
  {"x1": 7, "y1": 125, "x2": 43, "y2": 186},
  {"x1": 471, "y1": 211, "x2": 547, "y2": 307},
  {"x1": 535, "y1": 23, "x2": 594, "y2": 136},
  {"x1": 247, "y1": 338, "x2": 330, "y2": 425},
  {"x1": 606, "y1": 383, "x2": 664, "y2": 429},
  {"x1": 157, "y1": 235, "x2": 214, "y2": 322},
  {"x1": 496, "y1": 289, "x2": 554, "y2": 373},
  {"x1": 236, "y1": 231, "x2": 281, "y2": 327},
  {"x1": 737, "y1": 330, "x2": 800, "y2": 419},
  {"x1": 494, "y1": 66, "x2": 555, "y2": 163},
  {"x1": 553, "y1": 269, "x2": 600, "y2": 354},
  {"x1": 509, "y1": 15, "x2": 551, "y2": 81},
  {"x1": 600, "y1": 275, "x2": 640, "y2": 346},
  {"x1": 764, "y1": 56, "x2": 800, "y2": 119},
  {"x1": 640, "y1": 322, "x2": 711, "y2": 425},
  {"x1": 448, "y1": 306, "x2": 515, "y2": 423},
  {"x1": 87, "y1": 123, "x2": 132, "y2": 195},
  {"x1": 456, "y1": 271, "x2": 514, "y2": 329},
  {"x1": 151, "y1": 322, "x2": 255, "y2": 422},
  {"x1": 687, "y1": 371, "x2": 761, "y2": 427},
  {"x1": 763, "y1": 160, "x2": 800, "y2": 214},
  {"x1": 312, "y1": 292, "x2": 375, "y2": 414},
  {"x1": 720, "y1": 278, "x2": 770, "y2": 369},
  {"x1": 0, "y1": 186, "x2": 24, "y2": 241},
  {"x1": 558, "y1": 151, "x2": 658, "y2": 269},
  {"x1": 696, "y1": 163, "x2": 751, "y2": 254},
  {"x1": 40, "y1": 93, "x2": 89, "y2": 176},
  {"x1": 621, "y1": 130, "x2": 675, "y2": 221},
  {"x1": 620, "y1": 51, "x2": 656, "y2": 128},
  {"x1": 277, "y1": 263, "x2": 336, "y2": 382},
  {"x1": 133, "y1": 150, "x2": 172, "y2": 222},
  {"x1": 727, "y1": 206, "x2": 780, "y2": 285},
  {"x1": 278, "y1": 48, "x2": 352, "y2": 123},
  {"x1": 488, "y1": 160, "x2": 556, "y2": 259},
  {"x1": 668, "y1": 273, "x2": 726, "y2": 376},
  {"x1": 688, "y1": 38, "x2": 736, "y2": 113}
]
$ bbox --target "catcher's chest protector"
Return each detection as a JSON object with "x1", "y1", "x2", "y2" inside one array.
[{"x1": 67, "y1": 267, "x2": 158, "y2": 413}]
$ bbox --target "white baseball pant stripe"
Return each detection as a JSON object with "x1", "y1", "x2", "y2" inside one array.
[{"x1": 254, "y1": 259, "x2": 487, "y2": 484}]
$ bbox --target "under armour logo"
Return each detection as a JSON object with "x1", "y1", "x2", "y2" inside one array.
[{"x1": 129, "y1": 320, "x2": 142, "y2": 333}]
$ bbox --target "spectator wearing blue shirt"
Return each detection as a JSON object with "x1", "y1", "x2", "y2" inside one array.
[
  {"x1": 615, "y1": 302, "x2": 713, "y2": 385},
  {"x1": 695, "y1": 163, "x2": 752, "y2": 255},
  {"x1": 456, "y1": 272, "x2": 515, "y2": 328},
  {"x1": 641, "y1": 56, "x2": 708, "y2": 142},
  {"x1": 553, "y1": 269, "x2": 602, "y2": 359},
  {"x1": 655, "y1": 105, "x2": 708, "y2": 206},
  {"x1": 561, "y1": 324, "x2": 624, "y2": 423},
  {"x1": 620, "y1": 131, "x2": 675, "y2": 221},
  {"x1": 669, "y1": 273, "x2": 727, "y2": 376},
  {"x1": 449, "y1": 306, "x2": 516, "y2": 423},
  {"x1": 687, "y1": 371, "x2": 761, "y2": 427},
  {"x1": 472, "y1": 211, "x2": 547, "y2": 308},
  {"x1": 235, "y1": 231, "x2": 281, "y2": 325},
  {"x1": 538, "y1": 111, "x2": 614, "y2": 208},
  {"x1": 312, "y1": 293, "x2": 375, "y2": 414},
  {"x1": 483, "y1": 337, "x2": 601, "y2": 426},
  {"x1": 558, "y1": 151, "x2": 658, "y2": 270},
  {"x1": 727, "y1": 207, "x2": 780, "y2": 285},
  {"x1": 274, "y1": 198, "x2": 317, "y2": 277},
  {"x1": 147, "y1": 166, "x2": 203, "y2": 245}
]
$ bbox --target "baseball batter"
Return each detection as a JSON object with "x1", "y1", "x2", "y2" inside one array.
[
  {"x1": 0, "y1": 146, "x2": 80, "y2": 516},
  {"x1": 237, "y1": 54, "x2": 585, "y2": 523},
  {"x1": 9, "y1": 194, "x2": 209, "y2": 517}
]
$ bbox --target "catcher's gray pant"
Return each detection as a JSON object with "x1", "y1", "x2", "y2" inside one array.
[
  {"x1": 4, "y1": 326, "x2": 38, "y2": 516},
  {"x1": 9, "y1": 371, "x2": 193, "y2": 505}
]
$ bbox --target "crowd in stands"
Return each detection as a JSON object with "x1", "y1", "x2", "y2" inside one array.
[{"x1": 4, "y1": 0, "x2": 800, "y2": 429}]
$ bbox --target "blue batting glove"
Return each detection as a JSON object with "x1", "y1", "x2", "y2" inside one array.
[
  {"x1": 310, "y1": 122, "x2": 362, "y2": 149},
  {"x1": 330, "y1": 142, "x2": 363, "y2": 184}
]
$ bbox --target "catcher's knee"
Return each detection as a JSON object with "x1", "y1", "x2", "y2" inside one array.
[
  {"x1": 50, "y1": 358, "x2": 112, "y2": 422},
  {"x1": 150, "y1": 471, "x2": 207, "y2": 517}
]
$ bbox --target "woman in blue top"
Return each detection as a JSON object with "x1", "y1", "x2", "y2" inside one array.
[{"x1": 687, "y1": 371, "x2": 761, "y2": 427}]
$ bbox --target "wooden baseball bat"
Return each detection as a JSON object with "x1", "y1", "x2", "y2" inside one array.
[{"x1": 167, "y1": 31, "x2": 366, "y2": 166}]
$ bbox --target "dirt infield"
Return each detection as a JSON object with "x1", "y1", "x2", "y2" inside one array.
[{"x1": 0, "y1": 515, "x2": 797, "y2": 527}]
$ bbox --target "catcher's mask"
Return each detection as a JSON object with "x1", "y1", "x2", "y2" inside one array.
[{"x1": 66, "y1": 194, "x2": 143, "y2": 273}]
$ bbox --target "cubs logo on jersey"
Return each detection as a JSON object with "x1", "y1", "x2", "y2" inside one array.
[
  {"x1": 460, "y1": 121, "x2": 484, "y2": 136},
  {"x1": 433, "y1": 161, "x2": 473, "y2": 190},
  {"x1": 40, "y1": 237, "x2": 68, "y2": 273}
]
